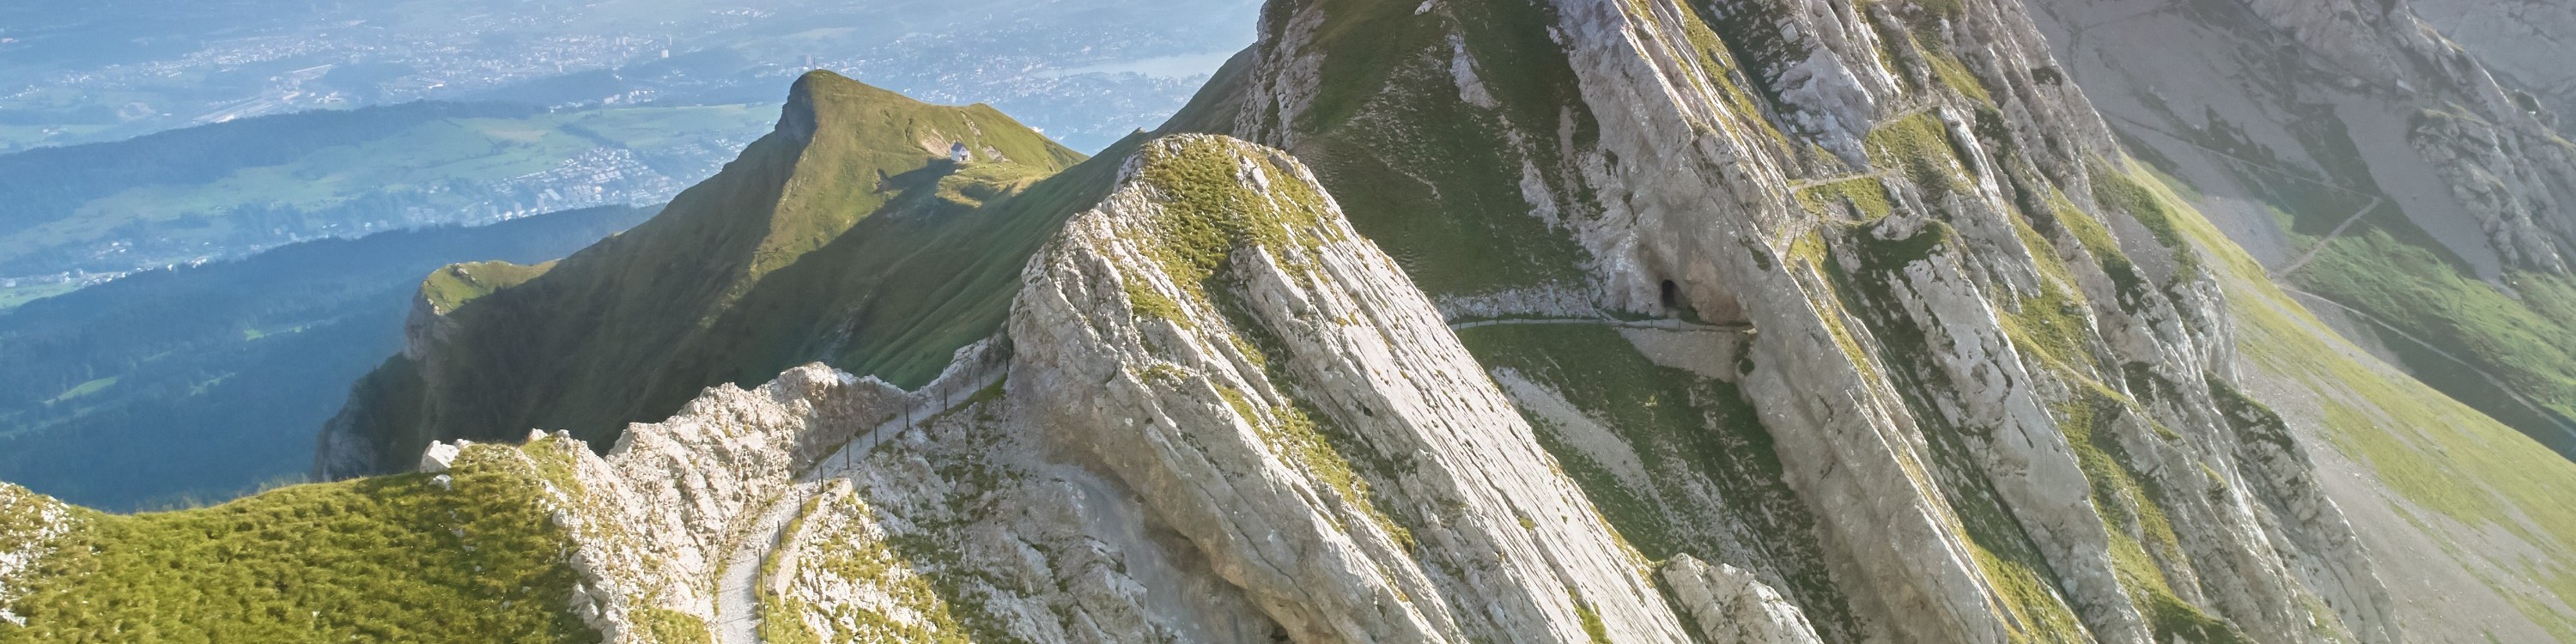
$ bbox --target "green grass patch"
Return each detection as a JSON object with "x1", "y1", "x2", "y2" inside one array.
[
  {"x1": 804, "y1": 495, "x2": 993, "y2": 643},
  {"x1": 0, "y1": 447, "x2": 595, "y2": 643},
  {"x1": 2302, "y1": 229, "x2": 2576, "y2": 440},
  {"x1": 1572, "y1": 589, "x2": 1614, "y2": 644},
  {"x1": 757, "y1": 595, "x2": 823, "y2": 644},
  {"x1": 2089, "y1": 161, "x2": 2202, "y2": 278},
  {"x1": 421, "y1": 260, "x2": 556, "y2": 313},
  {"x1": 1797, "y1": 177, "x2": 1895, "y2": 220},
  {"x1": 633, "y1": 608, "x2": 713, "y2": 644},
  {"x1": 1273, "y1": 0, "x2": 1601, "y2": 300},
  {"x1": 1923, "y1": 48, "x2": 1995, "y2": 106},
  {"x1": 1128, "y1": 136, "x2": 1340, "y2": 301},
  {"x1": 0, "y1": 283, "x2": 80, "y2": 312},
  {"x1": 2139, "y1": 155, "x2": 2576, "y2": 632},
  {"x1": 1866, "y1": 112, "x2": 1973, "y2": 198}
]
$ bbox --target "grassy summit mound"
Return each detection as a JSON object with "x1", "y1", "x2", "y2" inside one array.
[
  {"x1": 326, "y1": 71, "x2": 1123, "y2": 476},
  {"x1": 0, "y1": 449, "x2": 590, "y2": 643}
]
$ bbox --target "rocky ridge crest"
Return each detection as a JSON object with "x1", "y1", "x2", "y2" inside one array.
[{"x1": 457, "y1": 134, "x2": 1789, "y2": 642}]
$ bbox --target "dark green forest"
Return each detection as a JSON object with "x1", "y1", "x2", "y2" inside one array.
[{"x1": 0, "y1": 204, "x2": 652, "y2": 511}]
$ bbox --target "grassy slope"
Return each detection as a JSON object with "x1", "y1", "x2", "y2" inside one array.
[
  {"x1": 0, "y1": 446, "x2": 595, "y2": 643},
  {"x1": 1261, "y1": 0, "x2": 1597, "y2": 299},
  {"x1": 339, "y1": 70, "x2": 1102, "y2": 471},
  {"x1": 422, "y1": 260, "x2": 558, "y2": 314},
  {"x1": 2142, "y1": 165, "x2": 2576, "y2": 639},
  {"x1": 2300, "y1": 229, "x2": 2576, "y2": 452}
]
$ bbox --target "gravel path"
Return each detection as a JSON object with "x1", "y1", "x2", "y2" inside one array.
[
  {"x1": 708, "y1": 368, "x2": 1010, "y2": 644},
  {"x1": 713, "y1": 489, "x2": 814, "y2": 644}
]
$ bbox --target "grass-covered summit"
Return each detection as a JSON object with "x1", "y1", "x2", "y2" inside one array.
[
  {"x1": 319, "y1": 70, "x2": 1109, "y2": 477},
  {"x1": 0, "y1": 447, "x2": 592, "y2": 644}
]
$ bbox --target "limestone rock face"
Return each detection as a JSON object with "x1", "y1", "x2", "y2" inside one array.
[
  {"x1": 498, "y1": 134, "x2": 1708, "y2": 643},
  {"x1": 1011, "y1": 134, "x2": 1695, "y2": 643},
  {"x1": 2411, "y1": 0, "x2": 2576, "y2": 122},
  {"x1": 1214, "y1": 0, "x2": 2404, "y2": 642},
  {"x1": 254, "y1": 0, "x2": 2573, "y2": 641},
  {"x1": 1661, "y1": 555, "x2": 1826, "y2": 644},
  {"x1": 416, "y1": 361, "x2": 903, "y2": 641}
]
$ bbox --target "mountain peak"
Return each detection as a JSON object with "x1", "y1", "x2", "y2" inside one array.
[
  {"x1": 776, "y1": 70, "x2": 909, "y2": 143},
  {"x1": 319, "y1": 77, "x2": 1098, "y2": 479}
]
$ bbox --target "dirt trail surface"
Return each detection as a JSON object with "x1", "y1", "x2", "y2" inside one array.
[{"x1": 708, "y1": 368, "x2": 1007, "y2": 644}]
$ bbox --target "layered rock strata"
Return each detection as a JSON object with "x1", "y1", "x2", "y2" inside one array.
[
  {"x1": 480, "y1": 134, "x2": 1746, "y2": 643},
  {"x1": 1212, "y1": 0, "x2": 2405, "y2": 641}
]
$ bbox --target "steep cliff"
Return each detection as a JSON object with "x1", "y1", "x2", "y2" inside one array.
[
  {"x1": 1182, "y1": 0, "x2": 2431, "y2": 641},
  {"x1": 9, "y1": 0, "x2": 2576, "y2": 641},
  {"x1": 2410, "y1": 0, "x2": 2576, "y2": 123},
  {"x1": 453, "y1": 135, "x2": 1722, "y2": 643}
]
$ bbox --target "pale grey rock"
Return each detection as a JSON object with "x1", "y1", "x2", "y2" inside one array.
[
  {"x1": 505, "y1": 135, "x2": 1715, "y2": 643},
  {"x1": 1225, "y1": 0, "x2": 2403, "y2": 642},
  {"x1": 1661, "y1": 555, "x2": 1826, "y2": 644},
  {"x1": 1012, "y1": 134, "x2": 1698, "y2": 643},
  {"x1": 2411, "y1": 0, "x2": 2576, "y2": 121},
  {"x1": 418, "y1": 440, "x2": 466, "y2": 475}
]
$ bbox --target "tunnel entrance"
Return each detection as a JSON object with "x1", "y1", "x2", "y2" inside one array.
[{"x1": 1660, "y1": 280, "x2": 1679, "y2": 311}]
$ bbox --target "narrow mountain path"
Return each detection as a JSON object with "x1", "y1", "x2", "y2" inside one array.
[
  {"x1": 2273, "y1": 197, "x2": 2384, "y2": 277},
  {"x1": 811, "y1": 368, "x2": 1010, "y2": 480},
  {"x1": 714, "y1": 485, "x2": 817, "y2": 644},
  {"x1": 1446, "y1": 317, "x2": 1751, "y2": 333},
  {"x1": 2284, "y1": 287, "x2": 2576, "y2": 444},
  {"x1": 708, "y1": 367, "x2": 1009, "y2": 644},
  {"x1": 1785, "y1": 171, "x2": 1890, "y2": 194}
]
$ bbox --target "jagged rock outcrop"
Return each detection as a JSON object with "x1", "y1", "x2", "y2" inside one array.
[
  {"x1": 2411, "y1": 0, "x2": 2576, "y2": 123},
  {"x1": 2020, "y1": 2, "x2": 2576, "y2": 635},
  {"x1": 0, "y1": 0, "x2": 2566, "y2": 640},
  {"x1": 476, "y1": 134, "x2": 1717, "y2": 643},
  {"x1": 1661, "y1": 555, "x2": 1826, "y2": 644},
  {"x1": 233, "y1": 0, "x2": 2576, "y2": 641},
  {"x1": 1209, "y1": 0, "x2": 2404, "y2": 642},
  {"x1": 1012, "y1": 134, "x2": 1695, "y2": 642}
]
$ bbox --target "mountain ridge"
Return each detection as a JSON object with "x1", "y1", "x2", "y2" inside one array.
[
  {"x1": 315, "y1": 70, "x2": 1091, "y2": 478},
  {"x1": 9, "y1": 0, "x2": 2576, "y2": 641}
]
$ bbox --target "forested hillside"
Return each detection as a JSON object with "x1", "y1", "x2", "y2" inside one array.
[{"x1": 0, "y1": 205, "x2": 652, "y2": 510}]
